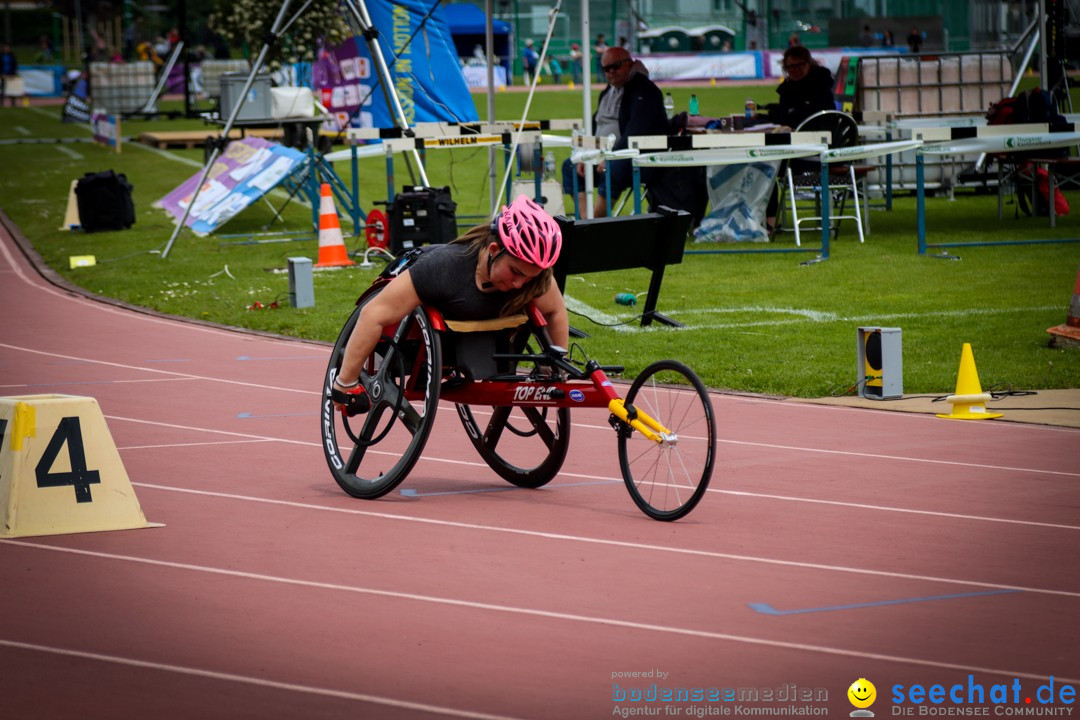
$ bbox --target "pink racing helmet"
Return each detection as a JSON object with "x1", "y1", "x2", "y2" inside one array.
[{"x1": 495, "y1": 195, "x2": 562, "y2": 269}]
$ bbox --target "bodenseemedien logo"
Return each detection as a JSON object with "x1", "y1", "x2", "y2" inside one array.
[{"x1": 849, "y1": 678, "x2": 877, "y2": 717}]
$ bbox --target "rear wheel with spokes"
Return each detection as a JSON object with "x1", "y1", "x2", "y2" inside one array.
[
  {"x1": 455, "y1": 327, "x2": 570, "y2": 488},
  {"x1": 617, "y1": 360, "x2": 715, "y2": 521},
  {"x1": 456, "y1": 403, "x2": 570, "y2": 488},
  {"x1": 321, "y1": 293, "x2": 442, "y2": 499}
]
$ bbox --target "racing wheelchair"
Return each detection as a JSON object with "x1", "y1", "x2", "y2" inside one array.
[{"x1": 321, "y1": 253, "x2": 716, "y2": 521}]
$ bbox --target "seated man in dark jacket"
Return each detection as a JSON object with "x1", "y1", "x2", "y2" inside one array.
[{"x1": 561, "y1": 46, "x2": 670, "y2": 217}]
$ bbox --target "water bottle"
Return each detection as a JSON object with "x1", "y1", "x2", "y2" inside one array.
[
  {"x1": 745, "y1": 98, "x2": 756, "y2": 120},
  {"x1": 663, "y1": 93, "x2": 675, "y2": 120},
  {"x1": 688, "y1": 94, "x2": 699, "y2": 116},
  {"x1": 544, "y1": 150, "x2": 555, "y2": 180}
]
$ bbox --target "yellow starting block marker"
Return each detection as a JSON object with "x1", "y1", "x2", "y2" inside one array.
[
  {"x1": 0, "y1": 395, "x2": 162, "y2": 537},
  {"x1": 59, "y1": 179, "x2": 81, "y2": 231}
]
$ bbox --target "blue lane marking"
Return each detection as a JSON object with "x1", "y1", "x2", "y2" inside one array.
[
  {"x1": 236, "y1": 411, "x2": 317, "y2": 419},
  {"x1": 400, "y1": 479, "x2": 621, "y2": 497},
  {"x1": 749, "y1": 589, "x2": 1021, "y2": 616}
]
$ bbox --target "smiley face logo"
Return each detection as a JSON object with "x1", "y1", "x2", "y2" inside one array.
[{"x1": 848, "y1": 678, "x2": 877, "y2": 709}]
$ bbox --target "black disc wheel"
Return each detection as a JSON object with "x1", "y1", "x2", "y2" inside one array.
[
  {"x1": 455, "y1": 403, "x2": 571, "y2": 488},
  {"x1": 617, "y1": 360, "x2": 716, "y2": 521},
  {"x1": 321, "y1": 295, "x2": 442, "y2": 499}
]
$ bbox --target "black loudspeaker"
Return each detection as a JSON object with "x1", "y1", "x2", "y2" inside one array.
[
  {"x1": 75, "y1": 170, "x2": 135, "y2": 232},
  {"x1": 386, "y1": 186, "x2": 458, "y2": 255}
]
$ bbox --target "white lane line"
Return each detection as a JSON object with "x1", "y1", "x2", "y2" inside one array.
[
  {"x1": 107, "y1": 415, "x2": 317, "y2": 445},
  {"x1": 129, "y1": 140, "x2": 204, "y2": 168},
  {"x1": 674, "y1": 306, "x2": 1063, "y2": 331},
  {"x1": 119, "y1": 452, "x2": 1080, "y2": 531},
  {"x1": 0, "y1": 231, "x2": 329, "y2": 350},
  {"x1": 0, "y1": 377, "x2": 200, "y2": 389},
  {"x1": 563, "y1": 305, "x2": 1065, "y2": 334},
  {"x1": 116, "y1": 424, "x2": 1080, "y2": 532},
  {"x1": 682, "y1": 307, "x2": 840, "y2": 321},
  {"x1": 118, "y1": 439, "x2": 275, "y2": 451},
  {"x1": 564, "y1": 294, "x2": 633, "y2": 332},
  {"x1": 5, "y1": 332, "x2": 1071, "y2": 443},
  {"x1": 13, "y1": 126, "x2": 30, "y2": 135},
  {"x1": 715, "y1": 438, "x2": 1080, "y2": 478},
  {"x1": 124, "y1": 483, "x2": 1080, "y2": 596},
  {"x1": 101, "y1": 409, "x2": 1078, "y2": 482},
  {"x1": 0, "y1": 343, "x2": 317, "y2": 395},
  {"x1": 3, "y1": 231, "x2": 1074, "y2": 439},
  {"x1": 716, "y1": 489, "x2": 1080, "y2": 532},
  {"x1": 0, "y1": 638, "x2": 520, "y2": 720},
  {"x1": 4, "y1": 540, "x2": 1076, "y2": 685},
  {"x1": 54, "y1": 145, "x2": 84, "y2": 160}
]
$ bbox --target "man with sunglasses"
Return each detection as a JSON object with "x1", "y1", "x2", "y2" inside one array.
[{"x1": 561, "y1": 46, "x2": 670, "y2": 217}]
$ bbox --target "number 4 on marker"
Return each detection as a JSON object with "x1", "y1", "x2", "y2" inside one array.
[{"x1": 35, "y1": 417, "x2": 101, "y2": 503}]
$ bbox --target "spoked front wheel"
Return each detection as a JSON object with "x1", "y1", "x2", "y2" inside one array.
[
  {"x1": 321, "y1": 295, "x2": 442, "y2": 499},
  {"x1": 617, "y1": 360, "x2": 716, "y2": 521}
]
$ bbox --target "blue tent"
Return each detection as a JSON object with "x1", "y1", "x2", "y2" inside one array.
[{"x1": 442, "y1": 3, "x2": 511, "y2": 75}]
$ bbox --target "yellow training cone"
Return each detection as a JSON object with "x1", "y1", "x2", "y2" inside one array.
[{"x1": 936, "y1": 344, "x2": 1003, "y2": 420}]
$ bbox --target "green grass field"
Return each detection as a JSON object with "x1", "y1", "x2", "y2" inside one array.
[{"x1": 1, "y1": 81, "x2": 1078, "y2": 398}]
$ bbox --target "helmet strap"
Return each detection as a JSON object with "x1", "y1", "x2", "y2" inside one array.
[{"x1": 483, "y1": 246, "x2": 506, "y2": 289}]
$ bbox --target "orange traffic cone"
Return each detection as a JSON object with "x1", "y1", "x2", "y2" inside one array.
[
  {"x1": 1047, "y1": 267, "x2": 1080, "y2": 348},
  {"x1": 936, "y1": 343, "x2": 1003, "y2": 420},
  {"x1": 315, "y1": 183, "x2": 354, "y2": 268}
]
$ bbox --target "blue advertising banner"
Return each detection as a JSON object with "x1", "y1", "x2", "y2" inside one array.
[{"x1": 313, "y1": 0, "x2": 478, "y2": 132}]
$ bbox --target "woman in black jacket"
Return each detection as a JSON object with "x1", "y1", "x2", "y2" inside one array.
[
  {"x1": 766, "y1": 45, "x2": 836, "y2": 128},
  {"x1": 762, "y1": 45, "x2": 837, "y2": 235}
]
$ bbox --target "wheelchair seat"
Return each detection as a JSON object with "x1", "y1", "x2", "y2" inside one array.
[{"x1": 431, "y1": 309, "x2": 530, "y2": 382}]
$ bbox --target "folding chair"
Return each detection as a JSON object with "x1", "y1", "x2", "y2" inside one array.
[{"x1": 778, "y1": 110, "x2": 873, "y2": 245}]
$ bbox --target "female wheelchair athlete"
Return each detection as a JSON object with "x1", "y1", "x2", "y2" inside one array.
[{"x1": 320, "y1": 254, "x2": 717, "y2": 521}]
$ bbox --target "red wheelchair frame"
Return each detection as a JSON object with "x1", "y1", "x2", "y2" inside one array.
[{"x1": 321, "y1": 267, "x2": 716, "y2": 521}]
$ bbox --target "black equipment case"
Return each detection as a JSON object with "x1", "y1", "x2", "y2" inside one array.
[
  {"x1": 75, "y1": 170, "x2": 135, "y2": 232},
  {"x1": 386, "y1": 186, "x2": 457, "y2": 254}
]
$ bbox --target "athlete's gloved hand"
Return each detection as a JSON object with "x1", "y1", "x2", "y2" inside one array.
[{"x1": 331, "y1": 380, "x2": 370, "y2": 417}]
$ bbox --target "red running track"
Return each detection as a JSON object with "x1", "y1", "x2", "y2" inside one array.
[{"x1": 1, "y1": 212, "x2": 1078, "y2": 719}]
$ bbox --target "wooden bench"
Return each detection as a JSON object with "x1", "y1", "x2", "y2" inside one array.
[{"x1": 138, "y1": 128, "x2": 285, "y2": 150}]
